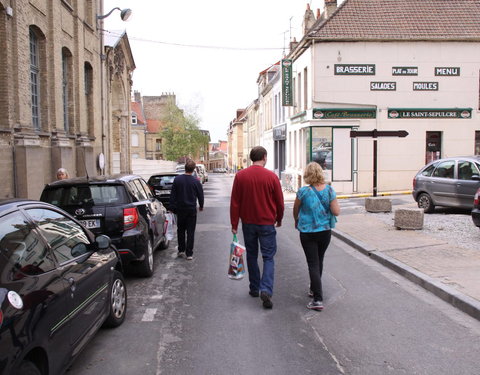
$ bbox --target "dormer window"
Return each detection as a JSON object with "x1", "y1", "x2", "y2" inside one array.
[{"x1": 131, "y1": 112, "x2": 137, "y2": 125}]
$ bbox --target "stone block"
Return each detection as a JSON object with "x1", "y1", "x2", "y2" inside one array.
[
  {"x1": 365, "y1": 197, "x2": 392, "y2": 212},
  {"x1": 394, "y1": 208, "x2": 424, "y2": 230}
]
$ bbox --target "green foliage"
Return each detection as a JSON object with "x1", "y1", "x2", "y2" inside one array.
[{"x1": 159, "y1": 102, "x2": 209, "y2": 162}]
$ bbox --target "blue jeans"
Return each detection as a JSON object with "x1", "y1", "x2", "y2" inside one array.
[{"x1": 241, "y1": 223, "x2": 277, "y2": 296}]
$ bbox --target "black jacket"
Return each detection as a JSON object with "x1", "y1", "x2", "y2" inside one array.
[{"x1": 169, "y1": 174, "x2": 204, "y2": 213}]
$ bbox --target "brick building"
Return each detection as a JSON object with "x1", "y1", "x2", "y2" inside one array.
[{"x1": 0, "y1": 0, "x2": 134, "y2": 199}]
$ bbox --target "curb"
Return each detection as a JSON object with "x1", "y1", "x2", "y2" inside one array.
[
  {"x1": 332, "y1": 228, "x2": 480, "y2": 322},
  {"x1": 336, "y1": 191, "x2": 412, "y2": 200}
]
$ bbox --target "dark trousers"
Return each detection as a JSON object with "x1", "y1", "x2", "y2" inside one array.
[
  {"x1": 299, "y1": 230, "x2": 331, "y2": 302},
  {"x1": 176, "y1": 210, "x2": 197, "y2": 257}
]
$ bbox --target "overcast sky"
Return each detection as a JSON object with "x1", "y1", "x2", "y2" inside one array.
[{"x1": 103, "y1": 0, "x2": 330, "y2": 142}]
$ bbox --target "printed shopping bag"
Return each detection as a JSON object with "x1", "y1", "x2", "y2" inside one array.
[
  {"x1": 227, "y1": 234, "x2": 246, "y2": 280},
  {"x1": 164, "y1": 213, "x2": 175, "y2": 241}
]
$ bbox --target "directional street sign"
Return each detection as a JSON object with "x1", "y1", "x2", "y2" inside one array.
[{"x1": 350, "y1": 130, "x2": 409, "y2": 138}]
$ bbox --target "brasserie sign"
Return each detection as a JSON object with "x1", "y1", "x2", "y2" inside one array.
[
  {"x1": 334, "y1": 64, "x2": 375, "y2": 75},
  {"x1": 388, "y1": 108, "x2": 471, "y2": 119},
  {"x1": 282, "y1": 59, "x2": 293, "y2": 106}
]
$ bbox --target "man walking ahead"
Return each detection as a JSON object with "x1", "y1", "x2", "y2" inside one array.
[
  {"x1": 169, "y1": 159, "x2": 204, "y2": 260},
  {"x1": 230, "y1": 146, "x2": 284, "y2": 309}
]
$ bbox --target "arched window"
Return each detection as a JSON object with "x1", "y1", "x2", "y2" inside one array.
[
  {"x1": 30, "y1": 29, "x2": 41, "y2": 130},
  {"x1": 62, "y1": 48, "x2": 73, "y2": 132},
  {"x1": 84, "y1": 62, "x2": 94, "y2": 135}
]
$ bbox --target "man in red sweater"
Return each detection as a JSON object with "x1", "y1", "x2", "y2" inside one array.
[{"x1": 230, "y1": 146, "x2": 284, "y2": 309}]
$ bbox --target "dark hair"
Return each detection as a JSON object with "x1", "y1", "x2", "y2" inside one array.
[
  {"x1": 249, "y1": 146, "x2": 267, "y2": 162},
  {"x1": 185, "y1": 159, "x2": 196, "y2": 173}
]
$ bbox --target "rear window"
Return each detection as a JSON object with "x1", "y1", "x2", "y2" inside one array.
[
  {"x1": 42, "y1": 184, "x2": 128, "y2": 206},
  {"x1": 149, "y1": 175, "x2": 176, "y2": 185}
]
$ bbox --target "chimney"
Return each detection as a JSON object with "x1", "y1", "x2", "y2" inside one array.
[
  {"x1": 290, "y1": 37, "x2": 299, "y2": 52},
  {"x1": 324, "y1": 0, "x2": 338, "y2": 18},
  {"x1": 134, "y1": 90, "x2": 141, "y2": 103},
  {"x1": 302, "y1": 3, "x2": 316, "y2": 35}
]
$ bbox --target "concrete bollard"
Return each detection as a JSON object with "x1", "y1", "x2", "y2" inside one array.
[
  {"x1": 394, "y1": 208, "x2": 424, "y2": 230},
  {"x1": 365, "y1": 197, "x2": 392, "y2": 213}
]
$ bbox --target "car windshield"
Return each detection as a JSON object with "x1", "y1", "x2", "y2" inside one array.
[{"x1": 42, "y1": 185, "x2": 128, "y2": 206}]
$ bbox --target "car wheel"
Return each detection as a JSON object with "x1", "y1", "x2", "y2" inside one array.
[
  {"x1": 417, "y1": 193, "x2": 435, "y2": 213},
  {"x1": 103, "y1": 270, "x2": 127, "y2": 328},
  {"x1": 16, "y1": 360, "x2": 41, "y2": 375},
  {"x1": 137, "y1": 238, "x2": 154, "y2": 277}
]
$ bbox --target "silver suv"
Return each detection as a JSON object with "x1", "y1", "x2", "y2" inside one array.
[{"x1": 413, "y1": 156, "x2": 480, "y2": 212}]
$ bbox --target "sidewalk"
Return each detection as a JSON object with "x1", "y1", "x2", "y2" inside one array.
[{"x1": 332, "y1": 199, "x2": 480, "y2": 322}]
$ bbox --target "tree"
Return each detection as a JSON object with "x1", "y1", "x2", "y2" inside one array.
[{"x1": 159, "y1": 101, "x2": 209, "y2": 162}]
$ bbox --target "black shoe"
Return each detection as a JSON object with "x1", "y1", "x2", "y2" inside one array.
[
  {"x1": 260, "y1": 291, "x2": 273, "y2": 309},
  {"x1": 249, "y1": 290, "x2": 259, "y2": 297}
]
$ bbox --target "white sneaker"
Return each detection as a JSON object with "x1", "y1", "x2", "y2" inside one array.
[
  {"x1": 186, "y1": 256, "x2": 193, "y2": 260},
  {"x1": 177, "y1": 252, "x2": 186, "y2": 258}
]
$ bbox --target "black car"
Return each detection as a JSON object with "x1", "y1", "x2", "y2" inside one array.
[
  {"x1": 40, "y1": 174, "x2": 169, "y2": 277},
  {"x1": 473, "y1": 188, "x2": 480, "y2": 228},
  {"x1": 146, "y1": 172, "x2": 180, "y2": 209},
  {"x1": 0, "y1": 199, "x2": 126, "y2": 375}
]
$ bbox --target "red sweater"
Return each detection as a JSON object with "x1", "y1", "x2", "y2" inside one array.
[{"x1": 230, "y1": 165, "x2": 284, "y2": 230}]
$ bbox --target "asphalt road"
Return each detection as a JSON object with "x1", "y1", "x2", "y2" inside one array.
[{"x1": 67, "y1": 174, "x2": 480, "y2": 375}]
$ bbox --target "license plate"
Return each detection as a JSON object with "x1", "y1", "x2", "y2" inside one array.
[
  {"x1": 80, "y1": 219, "x2": 100, "y2": 229},
  {"x1": 155, "y1": 190, "x2": 170, "y2": 195}
]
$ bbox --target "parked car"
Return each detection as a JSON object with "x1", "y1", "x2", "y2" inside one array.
[
  {"x1": 0, "y1": 199, "x2": 126, "y2": 375},
  {"x1": 147, "y1": 172, "x2": 180, "y2": 210},
  {"x1": 473, "y1": 187, "x2": 480, "y2": 228},
  {"x1": 412, "y1": 156, "x2": 480, "y2": 213},
  {"x1": 213, "y1": 168, "x2": 227, "y2": 173},
  {"x1": 40, "y1": 174, "x2": 169, "y2": 277}
]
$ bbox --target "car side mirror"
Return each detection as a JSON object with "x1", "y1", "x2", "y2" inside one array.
[
  {"x1": 95, "y1": 234, "x2": 111, "y2": 249},
  {"x1": 472, "y1": 175, "x2": 480, "y2": 181}
]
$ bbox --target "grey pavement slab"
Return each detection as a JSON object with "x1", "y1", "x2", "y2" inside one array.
[{"x1": 333, "y1": 212, "x2": 480, "y2": 321}]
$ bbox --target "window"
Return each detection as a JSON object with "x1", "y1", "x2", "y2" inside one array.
[
  {"x1": 30, "y1": 29, "x2": 41, "y2": 130},
  {"x1": 311, "y1": 127, "x2": 333, "y2": 170},
  {"x1": 132, "y1": 133, "x2": 139, "y2": 147},
  {"x1": 132, "y1": 113, "x2": 138, "y2": 125},
  {"x1": 458, "y1": 161, "x2": 479, "y2": 180},
  {"x1": 433, "y1": 160, "x2": 455, "y2": 179},
  {"x1": 155, "y1": 139, "x2": 162, "y2": 151},
  {"x1": 0, "y1": 211, "x2": 56, "y2": 279},
  {"x1": 130, "y1": 180, "x2": 148, "y2": 201},
  {"x1": 420, "y1": 164, "x2": 437, "y2": 177},
  {"x1": 304, "y1": 67, "x2": 308, "y2": 111},
  {"x1": 475, "y1": 131, "x2": 480, "y2": 155},
  {"x1": 27, "y1": 208, "x2": 90, "y2": 263},
  {"x1": 84, "y1": 62, "x2": 94, "y2": 135},
  {"x1": 62, "y1": 48, "x2": 73, "y2": 132}
]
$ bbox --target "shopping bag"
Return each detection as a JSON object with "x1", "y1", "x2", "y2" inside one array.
[
  {"x1": 164, "y1": 213, "x2": 175, "y2": 241},
  {"x1": 227, "y1": 234, "x2": 246, "y2": 280}
]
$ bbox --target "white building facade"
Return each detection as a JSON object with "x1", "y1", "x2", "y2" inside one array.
[{"x1": 284, "y1": 0, "x2": 480, "y2": 195}]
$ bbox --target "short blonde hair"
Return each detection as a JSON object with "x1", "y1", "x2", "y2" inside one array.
[{"x1": 303, "y1": 162, "x2": 325, "y2": 185}]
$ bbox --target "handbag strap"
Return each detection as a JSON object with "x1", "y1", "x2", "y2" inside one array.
[{"x1": 310, "y1": 185, "x2": 331, "y2": 213}]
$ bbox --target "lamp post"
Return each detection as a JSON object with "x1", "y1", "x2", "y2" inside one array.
[{"x1": 97, "y1": 7, "x2": 132, "y2": 174}]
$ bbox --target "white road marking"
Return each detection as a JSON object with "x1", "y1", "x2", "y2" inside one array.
[{"x1": 142, "y1": 308, "x2": 157, "y2": 322}]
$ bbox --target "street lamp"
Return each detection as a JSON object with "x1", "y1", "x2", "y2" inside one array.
[
  {"x1": 97, "y1": 7, "x2": 132, "y2": 21},
  {"x1": 97, "y1": 7, "x2": 132, "y2": 174}
]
